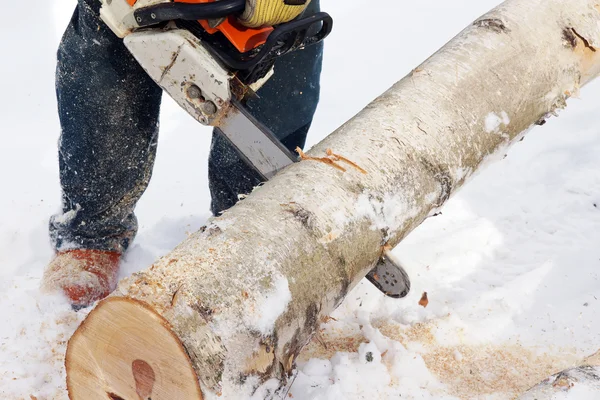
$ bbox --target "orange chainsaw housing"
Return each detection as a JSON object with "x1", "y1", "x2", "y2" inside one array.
[
  {"x1": 177, "y1": 0, "x2": 273, "y2": 52},
  {"x1": 127, "y1": 0, "x2": 273, "y2": 53}
]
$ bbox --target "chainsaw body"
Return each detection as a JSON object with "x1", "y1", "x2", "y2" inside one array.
[
  {"x1": 100, "y1": 0, "x2": 331, "y2": 126},
  {"x1": 100, "y1": 0, "x2": 331, "y2": 178}
]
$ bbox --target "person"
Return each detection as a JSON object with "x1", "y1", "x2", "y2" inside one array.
[{"x1": 41, "y1": 0, "x2": 323, "y2": 308}]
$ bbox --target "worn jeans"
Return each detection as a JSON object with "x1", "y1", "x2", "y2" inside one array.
[{"x1": 50, "y1": 0, "x2": 323, "y2": 253}]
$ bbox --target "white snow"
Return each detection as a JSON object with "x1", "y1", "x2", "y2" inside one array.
[
  {"x1": 246, "y1": 273, "x2": 292, "y2": 335},
  {"x1": 50, "y1": 203, "x2": 80, "y2": 225},
  {"x1": 485, "y1": 111, "x2": 511, "y2": 133},
  {"x1": 354, "y1": 192, "x2": 418, "y2": 238},
  {"x1": 3, "y1": 0, "x2": 600, "y2": 399}
]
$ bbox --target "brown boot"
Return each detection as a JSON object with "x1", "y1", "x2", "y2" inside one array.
[{"x1": 41, "y1": 249, "x2": 121, "y2": 308}]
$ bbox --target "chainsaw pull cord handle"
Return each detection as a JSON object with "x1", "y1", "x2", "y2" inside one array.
[{"x1": 134, "y1": 0, "x2": 246, "y2": 27}]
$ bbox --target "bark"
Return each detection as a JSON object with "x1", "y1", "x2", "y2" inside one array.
[{"x1": 66, "y1": 0, "x2": 600, "y2": 399}]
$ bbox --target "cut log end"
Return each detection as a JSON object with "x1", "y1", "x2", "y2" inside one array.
[{"x1": 66, "y1": 297, "x2": 203, "y2": 400}]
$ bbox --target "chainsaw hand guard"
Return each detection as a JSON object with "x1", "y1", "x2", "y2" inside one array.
[{"x1": 179, "y1": 12, "x2": 332, "y2": 83}]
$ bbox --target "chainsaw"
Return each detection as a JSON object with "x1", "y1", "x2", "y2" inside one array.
[
  {"x1": 100, "y1": 0, "x2": 331, "y2": 180},
  {"x1": 99, "y1": 0, "x2": 411, "y2": 299}
]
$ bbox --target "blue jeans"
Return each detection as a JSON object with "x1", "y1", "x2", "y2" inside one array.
[{"x1": 50, "y1": 0, "x2": 323, "y2": 253}]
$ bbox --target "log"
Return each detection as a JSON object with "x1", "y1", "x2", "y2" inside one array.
[{"x1": 65, "y1": 0, "x2": 600, "y2": 399}]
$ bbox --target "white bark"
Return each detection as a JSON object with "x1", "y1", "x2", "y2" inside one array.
[{"x1": 66, "y1": 0, "x2": 600, "y2": 399}]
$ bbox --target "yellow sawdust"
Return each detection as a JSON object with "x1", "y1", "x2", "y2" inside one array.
[
  {"x1": 299, "y1": 319, "x2": 581, "y2": 399},
  {"x1": 298, "y1": 329, "x2": 368, "y2": 362},
  {"x1": 582, "y1": 350, "x2": 600, "y2": 366}
]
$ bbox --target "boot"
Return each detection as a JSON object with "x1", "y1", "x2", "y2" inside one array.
[{"x1": 41, "y1": 249, "x2": 121, "y2": 308}]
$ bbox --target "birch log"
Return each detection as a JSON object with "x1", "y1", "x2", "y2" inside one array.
[{"x1": 66, "y1": 0, "x2": 600, "y2": 399}]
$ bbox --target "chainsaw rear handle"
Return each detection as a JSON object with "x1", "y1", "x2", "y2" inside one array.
[
  {"x1": 134, "y1": 0, "x2": 245, "y2": 27},
  {"x1": 207, "y1": 12, "x2": 333, "y2": 70}
]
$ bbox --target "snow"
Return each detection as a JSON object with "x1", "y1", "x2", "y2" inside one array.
[
  {"x1": 246, "y1": 273, "x2": 292, "y2": 335},
  {"x1": 485, "y1": 111, "x2": 510, "y2": 133},
  {"x1": 354, "y1": 192, "x2": 419, "y2": 238},
  {"x1": 2, "y1": 0, "x2": 600, "y2": 399}
]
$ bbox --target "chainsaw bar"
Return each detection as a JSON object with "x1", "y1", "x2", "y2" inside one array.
[
  {"x1": 217, "y1": 99, "x2": 298, "y2": 179},
  {"x1": 365, "y1": 251, "x2": 411, "y2": 298}
]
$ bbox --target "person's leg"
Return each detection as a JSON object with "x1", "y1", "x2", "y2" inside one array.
[
  {"x1": 208, "y1": 0, "x2": 324, "y2": 215},
  {"x1": 44, "y1": 0, "x2": 162, "y2": 307},
  {"x1": 49, "y1": 0, "x2": 163, "y2": 254}
]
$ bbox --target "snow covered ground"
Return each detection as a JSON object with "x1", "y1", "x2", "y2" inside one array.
[{"x1": 2, "y1": 0, "x2": 600, "y2": 399}]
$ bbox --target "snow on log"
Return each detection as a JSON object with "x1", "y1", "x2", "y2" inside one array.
[{"x1": 66, "y1": 0, "x2": 600, "y2": 399}]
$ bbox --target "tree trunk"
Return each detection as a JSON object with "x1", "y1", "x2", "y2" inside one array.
[{"x1": 66, "y1": 0, "x2": 600, "y2": 399}]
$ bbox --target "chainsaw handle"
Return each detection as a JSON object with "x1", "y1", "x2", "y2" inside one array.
[
  {"x1": 209, "y1": 12, "x2": 333, "y2": 70},
  {"x1": 134, "y1": 0, "x2": 245, "y2": 27}
]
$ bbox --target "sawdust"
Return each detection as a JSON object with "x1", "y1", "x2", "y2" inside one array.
[
  {"x1": 299, "y1": 319, "x2": 580, "y2": 399},
  {"x1": 421, "y1": 342, "x2": 574, "y2": 398},
  {"x1": 582, "y1": 350, "x2": 600, "y2": 366},
  {"x1": 298, "y1": 329, "x2": 368, "y2": 361}
]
